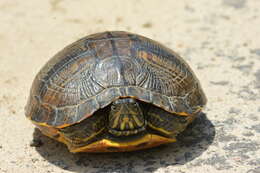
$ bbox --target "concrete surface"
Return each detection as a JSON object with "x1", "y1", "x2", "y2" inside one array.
[{"x1": 0, "y1": 0, "x2": 259, "y2": 172}]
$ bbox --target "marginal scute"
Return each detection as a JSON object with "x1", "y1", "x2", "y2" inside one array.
[
  {"x1": 126, "y1": 87, "x2": 153, "y2": 103},
  {"x1": 186, "y1": 83, "x2": 207, "y2": 112},
  {"x1": 31, "y1": 103, "x2": 55, "y2": 123},
  {"x1": 77, "y1": 98, "x2": 100, "y2": 120},
  {"x1": 118, "y1": 87, "x2": 127, "y2": 96},
  {"x1": 151, "y1": 93, "x2": 172, "y2": 111},
  {"x1": 95, "y1": 88, "x2": 120, "y2": 108}
]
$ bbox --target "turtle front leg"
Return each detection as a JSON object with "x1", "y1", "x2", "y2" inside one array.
[{"x1": 146, "y1": 106, "x2": 191, "y2": 137}]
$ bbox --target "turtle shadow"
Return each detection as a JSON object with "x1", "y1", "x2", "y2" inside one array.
[{"x1": 32, "y1": 113, "x2": 215, "y2": 173}]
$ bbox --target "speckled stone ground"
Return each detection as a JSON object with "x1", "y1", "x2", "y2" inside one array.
[{"x1": 0, "y1": 0, "x2": 259, "y2": 173}]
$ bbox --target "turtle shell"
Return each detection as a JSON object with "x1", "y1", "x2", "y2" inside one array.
[{"x1": 25, "y1": 31, "x2": 207, "y2": 128}]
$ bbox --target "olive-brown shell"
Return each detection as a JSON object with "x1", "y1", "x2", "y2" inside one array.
[{"x1": 25, "y1": 31, "x2": 207, "y2": 128}]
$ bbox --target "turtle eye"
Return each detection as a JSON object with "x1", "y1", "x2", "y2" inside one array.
[
  {"x1": 133, "y1": 102, "x2": 140, "y2": 111},
  {"x1": 133, "y1": 102, "x2": 138, "y2": 106}
]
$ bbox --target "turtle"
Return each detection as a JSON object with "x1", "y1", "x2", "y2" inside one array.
[{"x1": 25, "y1": 31, "x2": 207, "y2": 153}]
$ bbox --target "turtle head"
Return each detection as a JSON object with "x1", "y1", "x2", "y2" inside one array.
[{"x1": 108, "y1": 98, "x2": 146, "y2": 136}]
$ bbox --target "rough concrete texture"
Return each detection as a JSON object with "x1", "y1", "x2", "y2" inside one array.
[{"x1": 0, "y1": 0, "x2": 259, "y2": 173}]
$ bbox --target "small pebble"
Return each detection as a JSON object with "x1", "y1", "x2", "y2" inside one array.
[{"x1": 142, "y1": 22, "x2": 153, "y2": 28}]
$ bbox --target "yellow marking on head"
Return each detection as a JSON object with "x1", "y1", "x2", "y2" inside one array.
[
  {"x1": 120, "y1": 117, "x2": 134, "y2": 130},
  {"x1": 111, "y1": 112, "x2": 120, "y2": 128},
  {"x1": 120, "y1": 119, "x2": 126, "y2": 130},
  {"x1": 128, "y1": 121, "x2": 134, "y2": 129},
  {"x1": 123, "y1": 117, "x2": 130, "y2": 122},
  {"x1": 132, "y1": 115, "x2": 143, "y2": 126},
  {"x1": 70, "y1": 134, "x2": 176, "y2": 153}
]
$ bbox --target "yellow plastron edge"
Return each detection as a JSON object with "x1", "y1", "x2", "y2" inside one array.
[{"x1": 70, "y1": 134, "x2": 176, "y2": 153}]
